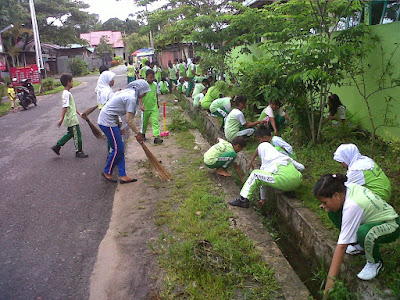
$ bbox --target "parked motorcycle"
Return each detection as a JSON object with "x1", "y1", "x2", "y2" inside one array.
[{"x1": 17, "y1": 79, "x2": 37, "y2": 110}]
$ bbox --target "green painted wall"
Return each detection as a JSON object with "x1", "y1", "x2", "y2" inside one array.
[
  {"x1": 228, "y1": 22, "x2": 400, "y2": 139},
  {"x1": 331, "y1": 22, "x2": 400, "y2": 139}
]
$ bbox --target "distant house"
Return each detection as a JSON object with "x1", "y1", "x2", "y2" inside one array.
[
  {"x1": 158, "y1": 43, "x2": 194, "y2": 69},
  {"x1": 80, "y1": 31, "x2": 126, "y2": 60}
]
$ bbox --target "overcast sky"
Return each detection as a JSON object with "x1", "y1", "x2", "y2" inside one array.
[{"x1": 81, "y1": 0, "x2": 164, "y2": 22}]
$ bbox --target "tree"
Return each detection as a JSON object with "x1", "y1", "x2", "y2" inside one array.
[
  {"x1": 102, "y1": 18, "x2": 141, "y2": 35},
  {"x1": 124, "y1": 32, "x2": 149, "y2": 55},
  {"x1": 96, "y1": 36, "x2": 114, "y2": 65}
]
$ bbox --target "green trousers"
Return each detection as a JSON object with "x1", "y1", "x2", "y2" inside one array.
[
  {"x1": 141, "y1": 109, "x2": 160, "y2": 138},
  {"x1": 329, "y1": 211, "x2": 400, "y2": 263},
  {"x1": 169, "y1": 79, "x2": 177, "y2": 93},
  {"x1": 186, "y1": 77, "x2": 195, "y2": 96},
  {"x1": 205, "y1": 151, "x2": 236, "y2": 169},
  {"x1": 240, "y1": 163, "x2": 302, "y2": 199},
  {"x1": 57, "y1": 124, "x2": 82, "y2": 152}
]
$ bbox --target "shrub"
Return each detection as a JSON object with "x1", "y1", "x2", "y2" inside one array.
[
  {"x1": 113, "y1": 56, "x2": 123, "y2": 62},
  {"x1": 41, "y1": 77, "x2": 55, "y2": 92},
  {"x1": 110, "y1": 60, "x2": 120, "y2": 67},
  {"x1": 68, "y1": 58, "x2": 89, "y2": 76}
]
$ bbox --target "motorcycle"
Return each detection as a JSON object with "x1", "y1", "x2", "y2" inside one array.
[{"x1": 17, "y1": 79, "x2": 37, "y2": 110}]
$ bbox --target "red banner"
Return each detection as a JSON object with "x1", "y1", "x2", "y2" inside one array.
[
  {"x1": 0, "y1": 55, "x2": 6, "y2": 71},
  {"x1": 10, "y1": 65, "x2": 41, "y2": 85}
]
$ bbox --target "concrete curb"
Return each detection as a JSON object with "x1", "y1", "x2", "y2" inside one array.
[{"x1": 178, "y1": 93, "x2": 393, "y2": 300}]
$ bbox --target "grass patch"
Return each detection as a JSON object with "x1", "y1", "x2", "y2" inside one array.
[
  {"x1": 155, "y1": 139, "x2": 281, "y2": 299},
  {"x1": 0, "y1": 102, "x2": 11, "y2": 117},
  {"x1": 32, "y1": 81, "x2": 82, "y2": 96}
]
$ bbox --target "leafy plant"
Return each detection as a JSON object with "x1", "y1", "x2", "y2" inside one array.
[
  {"x1": 68, "y1": 58, "x2": 89, "y2": 76},
  {"x1": 41, "y1": 77, "x2": 55, "y2": 92}
]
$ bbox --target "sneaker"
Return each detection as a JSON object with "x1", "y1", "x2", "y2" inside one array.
[
  {"x1": 76, "y1": 151, "x2": 89, "y2": 158},
  {"x1": 357, "y1": 260, "x2": 383, "y2": 280},
  {"x1": 346, "y1": 244, "x2": 365, "y2": 255},
  {"x1": 154, "y1": 137, "x2": 163, "y2": 144},
  {"x1": 51, "y1": 145, "x2": 61, "y2": 155},
  {"x1": 228, "y1": 196, "x2": 250, "y2": 208}
]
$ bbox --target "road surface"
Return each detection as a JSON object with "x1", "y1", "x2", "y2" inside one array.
[{"x1": 0, "y1": 65, "x2": 128, "y2": 299}]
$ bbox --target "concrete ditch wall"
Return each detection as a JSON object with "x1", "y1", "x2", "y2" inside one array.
[{"x1": 178, "y1": 93, "x2": 394, "y2": 300}]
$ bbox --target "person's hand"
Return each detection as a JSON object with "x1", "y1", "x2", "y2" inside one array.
[
  {"x1": 81, "y1": 113, "x2": 88, "y2": 120},
  {"x1": 135, "y1": 133, "x2": 143, "y2": 143},
  {"x1": 274, "y1": 130, "x2": 278, "y2": 136},
  {"x1": 251, "y1": 161, "x2": 256, "y2": 170},
  {"x1": 257, "y1": 199, "x2": 266, "y2": 207},
  {"x1": 141, "y1": 104, "x2": 145, "y2": 111},
  {"x1": 57, "y1": 119, "x2": 63, "y2": 128}
]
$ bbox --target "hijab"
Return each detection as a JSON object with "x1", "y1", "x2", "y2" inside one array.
[
  {"x1": 333, "y1": 144, "x2": 375, "y2": 171},
  {"x1": 96, "y1": 71, "x2": 116, "y2": 106},
  {"x1": 127, "y1": 79, "x2": 151, "y2": 98}
]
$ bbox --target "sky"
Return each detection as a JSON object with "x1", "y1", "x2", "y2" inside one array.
[{"x1": 81, "y1": 0, "x2": 165, "y2": 22}]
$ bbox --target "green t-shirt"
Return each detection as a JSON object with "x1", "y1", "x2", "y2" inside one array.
[
  {"x1": 169, "y1": 66, "x2": 177, "y2": 80},
  {"x1": 154, "y1": 66, "x2": 162, "y2": 82},
  {"x1": 209, "y1": 97, "x2": 231, "y2": 114},
  {"x1": 192, "y1": 83, "x2": 206, "y2": 98},
  {"x1": 126, "y1": 65, "x2": 135, "y2": 77},
  {"x1": 204, "y1": 139, "x2": 236, "y2": 165},
  {"x1": 179, "y1": 63, "x2": 186, "y2": 77},
  {"x1": 142, "y1": 82, "x2": 158, "y2": 110},
  {"x1": 160, "y1": 81, "x2": 168, "y2": 94},
  {"x1": 62, "y1": 90, "x2": 79, "y2": 128},
  {"x1": 224, "y1": 109, "x2": 246, "y2": 142},
  {"x1": 201, "y1": 86, "x2": 222, "y2": 110},
  {"x1": 363, "y1": 164, "x2": 391, "y2": 201}
]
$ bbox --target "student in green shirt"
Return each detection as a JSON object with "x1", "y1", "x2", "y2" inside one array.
[
  {"x1": 51, "y1": 73, "x2": 88, "y2": 158},
  {"x1": 142, "y1": 69, "x2": 163, "y2": 145},
  {"x1": 153, "y1": 61, "x2": 162, "y2": 83},
  {"x1": 126, "y1": 62, "x2": 136, "y2": 83},
  {"x1": 186, "y1": 58, "x2": 199, "y2": 96},
  {"x1": 204, "y1": 136, "x2": 245, "y2": 181},
  {"x1": 192, "y1": 79, "x2": 209, "y2": 98},
  {"x1": 168, "y1": 60, "x2": 178, "y2": 93},
  {"x1": 209, "y1": 97, "x2": 233, "y2": 129},
  {"x1": 140, "y1": 60, "x2": 151, "y2": 79},
  {"x1": 201, "y1": 81, "x2": 227, "y2": 110},
  {"x1": 178, "y1": 59, "x2": 186, "y2": 78},
  {"x1": 314, "y1": 174, "x2": 399, "y2": 295}
]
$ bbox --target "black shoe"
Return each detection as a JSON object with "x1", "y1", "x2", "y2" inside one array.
[
  {"x1": 51, "y1": 145, "x2": 61, "y2": 155},
  {"x1": 228, "y1": 196, "x2": 250, "y2": 208},
  {"x1": 76, "y1": 151, "x2": 88, "y2": 158},
  {"x1": 142, "y1": 134, "x2": 147, "y2": 141},
  {"x1": 120, "y1": 178, "x2": 138, "y2": 184},
  {"x1": 154, "y1": 137, "x2": 163, "y2": 144}
]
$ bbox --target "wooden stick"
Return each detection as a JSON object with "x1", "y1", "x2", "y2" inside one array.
[
  {"x1": 140, "y1": 143, "x2": 171, "y2": 181},
  {"x1": 81, "y1": 105, "x2": 98, "y2": 118},
  {"x1": 83, "y1": 116, "x2": 105, "y2": 139}
]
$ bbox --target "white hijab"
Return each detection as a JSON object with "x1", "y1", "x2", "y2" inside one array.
[
  {"x1": 333, "y1": 144, "x2": 375, "y2": 171},
  {"x1": 127, "y1": 79, "x2": 151, "y2": 97},
  {"x1": 96, "y1": 71, "x2": 116, "y2": 106}
]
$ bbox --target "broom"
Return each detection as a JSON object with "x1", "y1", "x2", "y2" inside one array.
[
  {"x1": 140, "y1": 143, "x2": 171, "y2": 181},
  {"x1": 82, "y1": 115, "x2": 105, "y2": 139},
  {"x1": 81, "y1": 105, "x2": 98, "y2": 118}
]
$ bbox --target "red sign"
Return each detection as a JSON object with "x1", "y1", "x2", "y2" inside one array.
[
  {"x1": 10, "y1": 65, "x2": 41, "y2": 85},
  {"x1": 0, "y1": 55, "x2": 6, "y2": 71}
]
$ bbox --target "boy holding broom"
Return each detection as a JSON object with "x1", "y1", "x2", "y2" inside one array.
[{"x1": 51, "y1": 73, "x2": 88, "y2": 158}]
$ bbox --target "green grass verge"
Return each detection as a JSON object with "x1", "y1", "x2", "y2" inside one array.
[
  {"x1": 0, "y1": 102, "x2": 11, "y2": 117},
  {"x1": 33, "y1": 81, "x2": 82, "y2": 96},
  {"x1": 155, "y1": 131, "x2": 281, "y2": 299}
]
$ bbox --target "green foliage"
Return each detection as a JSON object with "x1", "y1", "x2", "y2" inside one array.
[
  {"x1": 113, "y1": 56, "x2": 123, "y2": 62},
  {"x1": 68, "y1": 58, "x2": 89, "y2": 76},
  {"x1": 96, "y1": 36, "x2": 114, "y2": 58},
  {"x1": 156, "y1": 150, "x2": 280, "y2": 299},
  {"x1": 124, "y1": 32, "x2": 149, "y2": 55},
  {"x1": 168, "y1": 108, "x2": 195, "y2": 132},
  {"x1": 41, "y1": 78, "x2": 55, "y2": 92}
]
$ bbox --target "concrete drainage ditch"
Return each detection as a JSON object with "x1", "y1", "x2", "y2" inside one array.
[{"x1": 176, "y1": 92, "x2": 394, "y2": 300}]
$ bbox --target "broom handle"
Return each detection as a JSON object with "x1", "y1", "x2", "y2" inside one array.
[{"x1": 163, "y1": 101, "x2": 166, "y2": 132}]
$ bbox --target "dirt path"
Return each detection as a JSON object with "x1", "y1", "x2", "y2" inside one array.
[{"x1": 89, "y1": 94, "x2": 308, "y2": 299}]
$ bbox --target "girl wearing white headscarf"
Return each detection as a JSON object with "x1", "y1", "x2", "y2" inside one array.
[
  {"x1": 334, "y1": 144, "x2": 391, "y2": 201},
  {"x1": 331, "y1": 143, "x2": 392, "y2": 256},
  {"x1": 95, "y1": 71, "x2": 116, "y2": 109},
  {"x1": 98, "y1": 79, "x2": 150, "y2": 184}
]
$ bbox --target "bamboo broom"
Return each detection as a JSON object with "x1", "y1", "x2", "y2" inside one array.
[{"x1": 140, "y1": 143, "x2": 171, "y2": 181}]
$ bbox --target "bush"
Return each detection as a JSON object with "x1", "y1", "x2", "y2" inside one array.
[
  {"x1": 41, "y1": 78, "x2": 55, "y2": 92},
  {"x1": 68, "y1": 58, "x2": 89, "y2": 76},
  {"x1": 110, "y1": 60, "x2": 121, "y2": 67},
  {"x1": 114, "y1": 56, "x2": 123, "y2": 62}
]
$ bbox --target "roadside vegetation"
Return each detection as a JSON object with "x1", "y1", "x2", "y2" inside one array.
[{"x1": 153, "y1": 105, "x2": 281, "y2": 299}]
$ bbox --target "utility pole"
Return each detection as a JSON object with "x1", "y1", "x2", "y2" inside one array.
[
  {"x1": 145, "y1": 4, "x2": 154, "y2": 49},
  {"x1": 29, "y1": 0, "x2": 45, "y2": 78}
]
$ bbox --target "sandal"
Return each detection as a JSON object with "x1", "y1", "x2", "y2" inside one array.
[{"x1": 102, "y1": 172, "x2": 117, "y2": 183}]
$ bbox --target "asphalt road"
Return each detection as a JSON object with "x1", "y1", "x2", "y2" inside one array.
[{"x1": 0, "y1": 65, "x2": 128, "y2": 299}]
